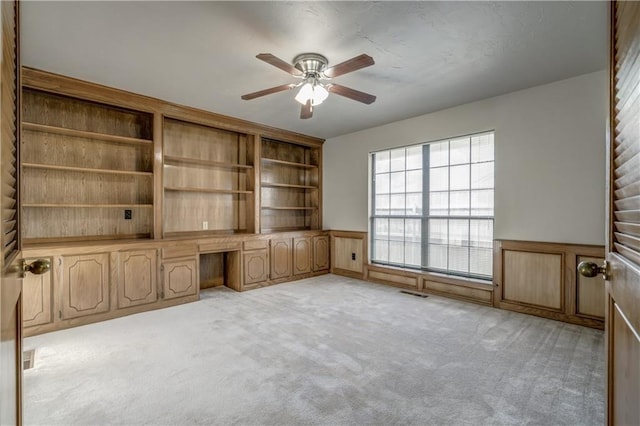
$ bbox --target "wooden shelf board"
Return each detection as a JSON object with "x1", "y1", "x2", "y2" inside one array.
[
  {"x1": 163, "y1": 229, "x2": 250, "y2": 238},
  {"x1": 22, "y1": 162, "x2": 153, "y2": 177},
  {"x1": 261, "y1": 206, "x2": 316, "y2": 211},
  {"x1": 23, "y1": 122, "x2": 153, "y2": 146},
  {"x1": 261, "y1": 226, "x2": 312, "y2": 233},
  {"x1": 23, "y1": 234, "x2": 151, "y2": 246},
  {"x1": 164, "y1": 186, "x2": 253, "y2": 195},
  {"x1": 261, "y1": 158, "x2": 317, "y2": 169},
  {"x1": 22, "y1": 203, "x2": 154, "y2": 208},
  {"x1": 261, "y1": 182, "x2": 317, "y2": 189},
  {"x1": 164, "y1": 155, "x2": 253, "y2": 169}
]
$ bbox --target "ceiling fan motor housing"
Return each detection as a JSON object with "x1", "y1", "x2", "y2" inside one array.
[{"x1": 293, "y1": 53, "x2": 329, "y2": 78}]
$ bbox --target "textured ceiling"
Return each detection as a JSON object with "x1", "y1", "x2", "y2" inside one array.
[{"x1": 20, "y1": 1, "x2": 607, "y2": 139}]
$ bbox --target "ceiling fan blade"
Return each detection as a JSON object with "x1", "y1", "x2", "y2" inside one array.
[
  {"x1": 241, "y1": 83, "x2": 296, "y2": 100},
  {"x1": 300, "y1": 100, "x2": 313, "y2": 119},
  {"x1": 256, "y1": 53, "x2": 304, "y2": 76},
  {"x1": 328, "y1": 84, "x2": 376, "y2": 104},
  {"x1": 322, "y1": 54, "x2": 374, "y2": 78}
]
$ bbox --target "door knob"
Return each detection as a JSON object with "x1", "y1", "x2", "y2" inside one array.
[
  {"x1": 24, "y1": 259, "x2": 50, "y2": 275},
  {"x1": 577, "y1": 260, "x2": 609, "y2": 280}
]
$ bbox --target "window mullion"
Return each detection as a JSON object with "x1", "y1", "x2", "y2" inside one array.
[{"x1": 421, "y1": 145, "x2": 429, "y2": 269}]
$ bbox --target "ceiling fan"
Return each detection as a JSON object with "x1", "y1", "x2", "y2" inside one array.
[{"x1": 241, "y1": 53, "x2": 376, "y2": 119}]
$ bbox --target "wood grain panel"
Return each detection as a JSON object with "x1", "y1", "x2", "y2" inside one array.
[
  {"x1": 21, "y1": 129, "x2": 152, "y2": 173},
  {"x1": 162, "y1": 259, "x2": 197, "y2": 299},
  {"x1": 22, "y1": 258, "x2": 53, "y2": 327},
  {"x1": 424, "y1": 279, "x2": 493, "y2": 304},
  {"x1": 163, "y1": 191, "x2": 245, "y2": 234},
  {"x1": 576, "y1": 256, "x2": 605, "y2": 318},
  {"x1": 23, "y1": 168, "x2": 152, "y2": 204},
  {"x1": 312, "y1": 235, "x2": 329, "y2": 271},
  {"x1": 22, "y1": 89, "x2": 153, "y2": 139},
  {"x1": 270, "y1": 237, "x2": 292, "y2": 279},
  {"x1": 60, "y1": 253, "x2": 110, "y2": 319},
  {"x1": 293, "y1": 237, "x2": 312, "y2": 275},
  {"x1": 117, "y1": 249, "x2": 157, "y2": 308},
  {"x1": 199, "y1": 252, "x2": 224, "y2": 289},
  {"x1": 611, "y1": 302, "x2": 640, "y2": 426},
  {"x1": 333, "y1": 236, "x2": 364, "y2": 273},
  {"x1": 22, "y1": 206, "x2": 152, "y2": 241},
  {"x1": 163, "y1": 118, "x2": 240, "y2": 163},
  {"x1": 243, "y1": 249, "x2": 268, "y2": 285},
  {"x1": 503, "y1": 250, "x2": 563, "y2": 310},
  {"x1": 225, "y1": 251, "x2": 242, "y2": 292},
  {"x1": 368, "y1": 269, "x2": 418, "y2": 288}
]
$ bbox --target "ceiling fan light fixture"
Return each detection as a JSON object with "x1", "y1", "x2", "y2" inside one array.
[
  {"x1": 295, "y1": 82, "x2": 314, "y2": 105},
  {"x1": 312, "y1": 84, "x2": 329, "y2": 105},
  {"x1": 295, "y1": 81, "x2": 329, "y2": 106}
]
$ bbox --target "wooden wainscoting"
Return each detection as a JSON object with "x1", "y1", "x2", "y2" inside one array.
[
  {"x1": 494, "y1": 240, "x2": 605, "y2": 329},
  {"x1": 330, "y1": 230, "x2": 367, "y2": 279},
  {"x1": 329, "y1": 230, "x2": 493, "y2": 306}
]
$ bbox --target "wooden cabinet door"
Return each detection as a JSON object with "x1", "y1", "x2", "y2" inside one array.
[
  {"x1": 23, "y1": 257, "x2": 53, "y2": 328},
  {"x1": 60, "y1": 253, "x2": 110, "y2": 320},
  {"x1": 313, "y1": 235, "x2": 329, "y2": 271},
  {"x1": 293, "y1": 237, "x2": 312, "y2": 275},
  {"x1": 270, "y1": 238, "x2": 292, "y2": 280},
  {"x1": 117, "y1": 249, "x2": 157, "y2": 309},
  {"x1": 162, "y1": 259, "x2": 197, "y2": 300},
  {"x1": 243, "y1": 249, "x2": 268, "y2": 285}
]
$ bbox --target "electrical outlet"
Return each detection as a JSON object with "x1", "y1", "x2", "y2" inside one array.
[
  {"x1": 124, "y1": 209, "x2": 132, "y2": 220},
  {"x1": 202, "y1": 221, "x2": 208, "y2": 230},
  {"x1": 351, "y1": 252, "x2": 356, "y2": 261}
]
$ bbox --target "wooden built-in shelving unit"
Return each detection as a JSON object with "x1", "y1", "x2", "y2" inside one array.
[
  {"x1": 162, "y1": 117, "x2": 255, "y2": 236},
  {"x1": 21, "y1": 88, "x2": 154, "y2": 243},
  {"x1": 19, "y1": 67, "x2": 328, "y2": 337},
  {"x1": 260, "y1": 138, "x2": 321, "y2": 233}
]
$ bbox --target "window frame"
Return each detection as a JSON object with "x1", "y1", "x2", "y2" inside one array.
[{"x1": 369, "y1": 131, "x2": 495, "y2": 281}]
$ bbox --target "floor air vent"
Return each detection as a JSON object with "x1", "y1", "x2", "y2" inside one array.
[
  {"x1": 23, "y1": 349, "x2": 35, "y2": 370},
  {"x1": 399, "y1": 290, "x2": 429, "y2": 298}
]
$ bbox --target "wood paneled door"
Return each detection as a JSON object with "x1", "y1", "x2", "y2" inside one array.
[
  {"x1": 116, "y1": 250, "x2": 157, "y2": 308},
  {"x1": 59, "y1": 254, "x2": 110, "y2": 320},
  {"x1": 601, "y1": 2, "x2": 640, "y2": 424},
  {"x1": 293, "y1": 237, "x2": 312, "y2": 275},
  {"x1": 270, "y1": 237, "x2": 292, "y2": 280},
  {"x1": 162, "y1": 259, "x2": 197, "y2": 300}
]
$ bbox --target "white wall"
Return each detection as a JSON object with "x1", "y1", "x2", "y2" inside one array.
[{"x1": 323, "y1": 71, "x2": 607, "y2": 246}]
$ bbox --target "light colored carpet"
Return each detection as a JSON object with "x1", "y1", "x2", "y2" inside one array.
[{"x1": 23, "y1": 274, "x2": 604, "y2": 425}]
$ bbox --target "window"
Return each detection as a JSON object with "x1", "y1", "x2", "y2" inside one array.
[{"x1": 371, "y1": 132, "x2": 494, "y2": 279}]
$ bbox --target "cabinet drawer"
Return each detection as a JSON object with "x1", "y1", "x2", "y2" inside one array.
[
  {"x1": 162, "y1": 245, "x2": 197, "y2": 259},
  {"x1": 199, "y1": 241, "x2": 242, "y2": 252},
  {"x1": 244, "y1": 240, "x2": 269, "y2": 251}
]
